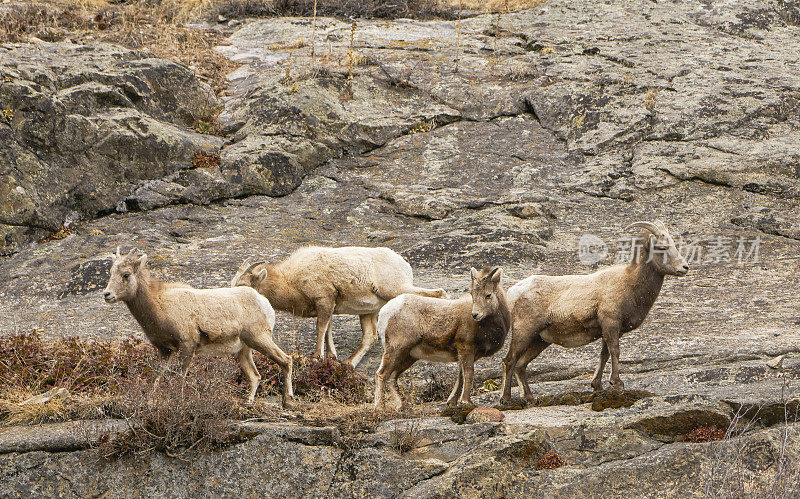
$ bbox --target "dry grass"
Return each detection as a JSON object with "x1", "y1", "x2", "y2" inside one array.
[
  {"x1": 0, "y1": 0, "x2": 238, "y2": 94},
  {"x1": 448, "y1": 0, "x2": 547, "y2": 12},
  {"x1": 1, "y1": 0, "x2": 550, "y2": 97}
]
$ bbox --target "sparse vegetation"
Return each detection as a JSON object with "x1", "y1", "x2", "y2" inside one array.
[
  {"x1": 0, "y1": 333, "x2": 368, "y2": 431},
  {"x1": 535, "y1": 449, "x2": 566, "y2": 470},
  {"x1": 685, "y1": 425, "x2": 726, "y2": 443},
  {"x1": 37, "y1": 224, "x2": 73, "y2": 243},
  {"x1": 192, "y1": 150, "x2": 222, "y2": 168},
  {"x1": 252, "y1": 354, "x2": 369, "y2": 403},
  {"x1": 100, "y1": 362, "x2": 247, "y2": 458}
]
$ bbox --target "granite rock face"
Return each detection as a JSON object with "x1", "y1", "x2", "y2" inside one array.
[{"x1": 0, "y1": 42, "x2": 225, "y2": 252}]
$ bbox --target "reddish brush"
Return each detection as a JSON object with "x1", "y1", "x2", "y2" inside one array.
[
  {"x1": 684, "y1": 425, "x2": 726, "y2": 443},
  {"x1": 535, "y1": 450, "x2": 566, "y2": 470}
]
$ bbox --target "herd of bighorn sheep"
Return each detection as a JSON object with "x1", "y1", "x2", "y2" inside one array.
[{"x1": 102, "y1": 221, "x2": 688, "y2": 409}]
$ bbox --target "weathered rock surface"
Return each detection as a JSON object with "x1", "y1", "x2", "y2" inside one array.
[
  {"x1": 0, "y1": 42, "x2": 224, "y2": 252},
  {"x1": 2, "y1": 0, "x2": 800, "y2": 495}
]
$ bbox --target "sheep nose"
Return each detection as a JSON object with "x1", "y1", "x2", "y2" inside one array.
[
  {"x1": 682, "y1": 264, "x2": 689, "y2": 272},
  {"x1": 472, "y1": 312, "x2": 479, "y2": 320}
]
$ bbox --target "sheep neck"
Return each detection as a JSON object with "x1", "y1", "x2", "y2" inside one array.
[
  {"x1": 125, "y1": 273, "x2": 169, "y2": 344},
  {"x1": 260, "y1": 266, "x2": 313, "y2": 316},
  {"x1": 475, "y1": 286, "x2": 511, "y2": 358},
  {"x1": 624, "y1": 259, "x2": 665, "y2": 314}
]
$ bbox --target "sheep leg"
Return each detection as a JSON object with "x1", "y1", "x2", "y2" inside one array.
[
  {"x1": 388, "y1": 356, "x2": 416, "y2": 411},
  {"x1": 501, "y1": 330, "x2": 535, "y2": 403},
  {"x1": 236, "y1": 347, "x2": 261, "y2": 404},
  {"x1": 243, "y1": 334, "x2": 295, "y2": 407},
  {"x1": 347, "y1": 313, "x2": 379, "y2": 368},
  {"x1": 325, "y1": 321, "x2": 338, "y2": 361},
  {"x1": 591, "y1": 340, "x2": 610, "y2": 392},
  {"x1": 457, "y1": 349, "x2": 476, "y2": 406},
  {"x1": 600, "y1": 320, "x2": 624, "y2": 390},
  {"x1": 314, "y1": 303, "x2": 335, "y2": 359},
  {"x1": 374, "y1": 355, "x2": 390, "y2": 409},
  {"x1": 374, "y1": 348, "x2": 402, "y2": 410},
  {"x1": 446, "y1": 364, "x2": 464, "y2": 407},
  {"x1": 513, "y1": 338, "x2": 549, "y2": 404}
]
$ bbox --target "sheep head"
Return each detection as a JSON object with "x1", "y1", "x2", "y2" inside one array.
[
  {"x1": 626, "y1": 220, "x2": 688, "y2": 277},
  {"x1": 103, "y1": 248, "x2": 148, "y2": 303},
  {"x1": 230, "y1": 260, "x2": 268, "y2": 288},
  {"x1": 470, "y1": 266, "x2": 503, "y2": 321}
]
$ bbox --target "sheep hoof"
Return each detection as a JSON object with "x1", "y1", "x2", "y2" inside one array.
[
  {"x1": 496, "y1": 399, "x2": 525, "y2": 411},
  {"x1": 282, "y1": 397, "x2": 298, "y2": 410}
]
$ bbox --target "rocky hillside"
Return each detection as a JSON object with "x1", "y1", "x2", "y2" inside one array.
[{"x1": 1, "y1": 0, "x2": 799, "y2": 495}]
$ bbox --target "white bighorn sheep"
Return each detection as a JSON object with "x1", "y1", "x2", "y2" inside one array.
[
  {"x1": 374, "y1": 267, "x2": 511, "y2": 410},
  {"x1": 231, "y1": 246, "x2": 446, "y2": 368},
  {"x1": 499, "y1": 221, "x2": 689, "y2": 405},
  {"x1": 102, "y1": 248, "x2": 294, "y2": 407}
]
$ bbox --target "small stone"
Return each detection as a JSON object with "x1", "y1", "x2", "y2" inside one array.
[
  {"x1": 218, "y1": 14, "x2": 228, "y2": 23},
  {"x1": 766, "y1": 354, "x2": 785, "y2": 369},
  {"x1": 228, "y1": 19, "x2": 241, "y2": 27},
  {"x1": 465, "y1": 406, "x2": 505, "y2": 424}
]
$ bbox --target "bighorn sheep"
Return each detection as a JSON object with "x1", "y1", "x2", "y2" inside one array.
[
  {"x1": 103, "y1": 248, "x2": 294, "y2": 407},
  {"x1": 499, "y1": 221, "x2": 689, "y2": 404},
  {"x1": 374, "y1": 267, "x2": 511, "y2": 410},
  {"x1": 231, "y1": 246, "x2": 446, "y2": 368}
]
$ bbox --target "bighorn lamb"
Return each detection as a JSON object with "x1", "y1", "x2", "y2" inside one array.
[
  {"x1": 231, "y1": 246, "x2": 446, "y2": 368},
  {"x1": 499, "y1": 221, "x2": 689, "y2": 404},
  {"x1": 103, "y1": 248, "x2": 294, "y2": 406},
  {"x1": 374, "y1": 267, "x2": 511, "y2": 410}
]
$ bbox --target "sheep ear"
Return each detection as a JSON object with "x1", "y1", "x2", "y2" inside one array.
[
  {"x1": 115, "y1": 246, "x2": 121, "y2": 260},
  {"x1": 134, "y1": 253, "x2": 148, "y2": 270},
  {"x1": 470, "y1": 267, "x2": 479, "y2": 281},
  {"x1": 488, "y1": 267, "x2": 502, "y2": 283},
  {"x1": 256, "y1": 268, "x2": 268, "y2": 282}
]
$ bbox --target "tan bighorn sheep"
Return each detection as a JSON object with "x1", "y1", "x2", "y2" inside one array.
[
  {"x1": 374, "y1": 267, "x2": 511, "y2": 410},
  {"x1": 103, "y1": 248, "x2": 295, "y2": 407},
  {"x1": 231, "y1": 246, "x2": 446, "y2": 368},
  {"x1": 499, "y1": 221, "x2": 689, "y2": 405}
]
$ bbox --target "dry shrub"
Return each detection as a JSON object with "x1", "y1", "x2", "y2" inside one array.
[
  {"x1": 414, "y1": 370, "x2": 453, "y2": 404},
  {"x1": 389, "y1": 419, "x2": 421, "y2": 454},
  {"x1": 534, "y1": 449, "x2": 565, "y2": 470},
  {"x1": 100, "y1": 360, "x2": 247, "y2": 458},
  {"x1": 192, "y1": 150, "x2": 221, "y2": 168},
  {"x1": 37, "y1": 224, "x2": 73, "y2": 244},
  {"x1": 0, "y1": 332, "x2": 155, "y2": 400},
  {"x1": 299, "y1": 401, "x2": 414, "y2": 444},
  {"x1": 685, "y1": 425, "x2": 726, "y2": 443},
  {"x1": 0, "y1": 1, "x2": 237, "y2": 94},
  {"x1": 252, "y1": 355, "x2": 369, "y2": 404},
  {"x1": 451, "y1": 0, "x2": 548, "y2": 13},
  {"x1": 264, "y1": 0, "x2": 458, "y2": 20}
]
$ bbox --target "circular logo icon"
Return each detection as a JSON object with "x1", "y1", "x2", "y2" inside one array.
[{"x1": 578, "y1": 234, "x2": 607, "y2": 266}]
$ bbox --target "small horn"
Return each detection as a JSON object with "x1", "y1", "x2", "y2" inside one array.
[
  {"x1": 625, "y1": 221, "x2": 662, "y2": 236},
  {"x1": 243, "y1": 260, "x2": 267, "y2": 274},
  {"x1": 115, "y1": 246, "x2": 121, "y2": 258},
  {"x1": 488, "y1": 266, "x2": 502, "y2": 282}
]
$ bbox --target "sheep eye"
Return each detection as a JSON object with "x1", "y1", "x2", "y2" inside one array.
[
  {"x1": 485, "y1": 294, "x2": 492, "y2": 300},
  {"x1": 122, "y1": 273, "x2": 131, "y2": 280}
]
